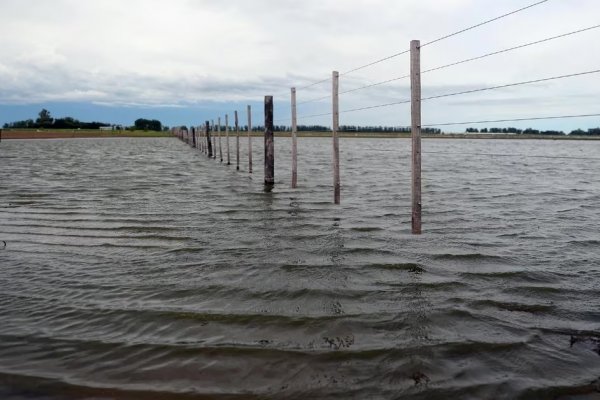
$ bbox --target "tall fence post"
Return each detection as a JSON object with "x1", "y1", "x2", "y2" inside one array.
[
  {"x1": 291, "y1": 87, "x2": 298, "y2": 188},
  {"x1": 264, "y1": 96, "x2": 274, "y2": 187},
  {"x1": 247, "y1": 105, "x2": 253, "y2": 174},
  {"x1": 226, "y1": 114, "x2": 231, "y2": 165},
  {"x1": 235, "y1": 110, "x2": 240, "y2": 170},
  {"x1": 332, "y1": 71, "x2": 341, "y2": 205},
  {"x1": 192, "y1": 126, "x2": 196, "y2": 148},
  {"x1": 206, "y1": 121, "x2": 212, "y2": 158},
  {"x1": 411, "y1": 40, "x2": 422, "y2": 235}
]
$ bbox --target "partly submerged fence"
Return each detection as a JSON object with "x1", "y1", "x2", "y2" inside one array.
[{"x1": 172, "y1": 0, "x2": 600, "y2": 235}]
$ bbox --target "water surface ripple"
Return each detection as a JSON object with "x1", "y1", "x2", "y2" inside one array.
[{"x1": 1, "y1": 137, "x2": 599, "y2": 399}]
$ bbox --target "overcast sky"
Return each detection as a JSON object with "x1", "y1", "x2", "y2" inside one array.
[{"x1": 1, "y1": 0, "x2": 599, "y2": 131}]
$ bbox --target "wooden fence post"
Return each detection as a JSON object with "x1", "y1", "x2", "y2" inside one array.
[
  {"x1": 411, "y1": 39, "x2": 422, "y2": 235},
  {"x1": 332, "y1": 71, "x2": 341, "y2": 204},
  {"x1": 202, "y1": 125, "x2": 206, "y2": 154},
  {"x1": 235, "y1": 110, "x2": 240, "y2": 170},
  {"x1": 247, "y1": 105, "x2": 253, "y2": 173},
  {"x1": 264, "y1": 96, "x2": 274, "y2": 186},
  {"x1": 218, "y1": 117, "x2": 223, "y2": 162},
  {"x1": 291, "y1": 87, "x2": 298, "y2": 188},
  {"x1": 212, "y1": 120, "x2": 217, "y2": 159},
  {"x1": 192, "y1": 126, "x2": 196, "y2": 148},
  {"x1": 226, "y1": 114, "x2": 231, "y2": 165},
  {"x1": 206, "y1": 121, "x2": 212, "y2": 158}
]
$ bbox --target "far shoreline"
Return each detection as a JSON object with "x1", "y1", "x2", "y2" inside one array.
[{"x1": 2, "y1": 129, "x2": 600, "y2": 140}]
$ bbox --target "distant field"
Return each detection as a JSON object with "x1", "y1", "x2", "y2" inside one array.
[{"x1": 0, "y1": 129, "x2": 171, "y2": 139}]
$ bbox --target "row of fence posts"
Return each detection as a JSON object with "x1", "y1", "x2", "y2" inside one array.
[
  {"x1": 172, "y1": 40, "x2": 422, "y2": 234},
  {"x1": 171, "y1": 102, "x2": 271, "y2": 184}
]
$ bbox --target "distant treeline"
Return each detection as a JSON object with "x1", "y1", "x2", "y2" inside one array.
[
  {"x1": 2, "y1": 109, "x2": 166, "y2": 132},
  {"x1": 3, "y1": 108, "x2": 114, "y2": 130},
  {"x1": 465, "y1": 127, "x2": 600, "y2": 136}
]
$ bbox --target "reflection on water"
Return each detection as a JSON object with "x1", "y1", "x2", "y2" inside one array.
[{"x1": 0, "y1": 137, "x2": 600, "y2": 399}]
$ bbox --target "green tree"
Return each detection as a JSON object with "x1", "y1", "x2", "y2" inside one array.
[
  {"x1": 134, "y1": 118, "x2": 162, "y2": 131},
  {"x1": 36, "y1": 109, "x2": 53, "y2": 127}
]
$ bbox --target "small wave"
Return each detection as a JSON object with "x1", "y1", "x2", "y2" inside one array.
[
  {"x1": 432, "y1": 253, "x2": 507, "y2": 262},
  {"x1": 471, "y1": 299, "x2": 555, "y2": 313},
  {"x1": 367, "y1": 263, "x2": 425, "y2": 273}
]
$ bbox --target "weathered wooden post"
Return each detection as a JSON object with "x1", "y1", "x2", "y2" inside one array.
[
  {"x1": 218, "y1": 117, "x2": 223, "y2": 162},
  {"x1": 264, "y1": 96, "x2": 274, "y2": 187},
  {"x1": 411, "y1": 40, "x2": 422, "y2": 235},
  {"x1": 199, "y1": 127, "x2": 203, "y2": 151},
  {"x1": 247, "y1": 105, "x2": 253, "y2": 173},
  {"x1": 235, "y1": 110, "x2": 240, "y2": 170},
  {"x1": 226, "y1": 114, "x2": 231, "y2": 165},
  {"x1": 206, "y1": 121, "x2": 212, "y2": 158},
  {"x1": 212, "y1": 120, "x2": 217, "y2": 159},
  {"x1": 205, "y1": 124, "x2": 209, "y2": 155},
  {"x1": 291, "y1": 87, "x2": 298, "y2": 188},
  {"x1": 201, "y1": 125, "x2": 206, "y2": 153},
  {"x1": 332, "y1": 71, "x2": 341, "y2": 204},
  {"x1": 192, "y1": 127, "x2": 196, "y2": 148}
]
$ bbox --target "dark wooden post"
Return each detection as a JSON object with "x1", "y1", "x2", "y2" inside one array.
[
  {"x1": 247, "y1": 105, "x2": 253, "y2": 173},
  {"x1": 212, "y1": 120, "x2": 217, "y2": 159},
  {"x1": 206, "y1": 121, "x2": 212, "y2": 157},
  {"x1": 192, "y1": 127, "x2": 196, "y2": 148},
  {"x1": 226, "y1": 114, "x2": 231, "y2": 165},
  {"x1": 235, "y1": 110, "x2": 240, "y2": 170},
  {"x1": 332, "y1": 71, "x2": 341, "y2": 204},
  {"x1": 264, "y1": 96, "x2": 274, "y2": 187},
  {"x1": 291, "y1": 87, "x2": 298, "y2": 188},
  {"x1": 411, "y1": 40, "x2": 422, "y2": 235},
  {"x1": 218, "y1": 117, "x2": 223, "y2": 162}
]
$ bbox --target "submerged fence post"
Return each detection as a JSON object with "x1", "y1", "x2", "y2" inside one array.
[
  {"x1": 411, "y1": 39, "x2": 422, "y2": 235},
  {"x1": 218, "y1": 118, "x2": 223, "y2": 162},
  {"x1": 332, "y1": 71, "x2": 341, "y2": 205},
  {"x1": 264, "y1": 96, "x2": 274, "y2": 187},
  {"x1": 235, "y1": 110, "x2": 240, "y2": 170},
  {"x1": 291, "y1": 87, "x2": 298, "y2": 188},
  {"x1": 247, "y1": 105, "x2": 253, "y2": 174},
  {"x1": 212, "y1": 120, "x2": 217, "y2": 159},
  {"x1": 206, "y1": 121, "x2": 212, "y2": 158},
  {"x1": 226, "y1": 114, "x2": 231, "y2": 165},
  {"x1": 192, "y1": 127, "x2": 196, "y2": 148}
]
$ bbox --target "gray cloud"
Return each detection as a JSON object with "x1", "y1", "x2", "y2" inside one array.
[{"x1": 1, "y1": 0, "x2": 599, "y2": 129}]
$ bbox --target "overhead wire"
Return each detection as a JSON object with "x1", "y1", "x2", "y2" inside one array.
[
  {"x1": 333, "y1": 0, "x2": 551, "y2": 80},
  {"x1": 422, "y1": 24, "x2": 600, "y2": 75},
  {"x1": 420, "y1": 69, "x2": 600, "y2": 102},
  {"x1": 420, "y1": 0, "x2": 551, "y2": 48},
  {"x1": 421, "y1": 112, "x2": 600, "y2": 127},
  {"x1": 331, "y1": 24, "x2": 600, "y2": 98}
]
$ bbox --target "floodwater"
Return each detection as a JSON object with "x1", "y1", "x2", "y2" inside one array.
[{"x1": 1, "y1": 137, "x2": 599, "y2": 400}]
